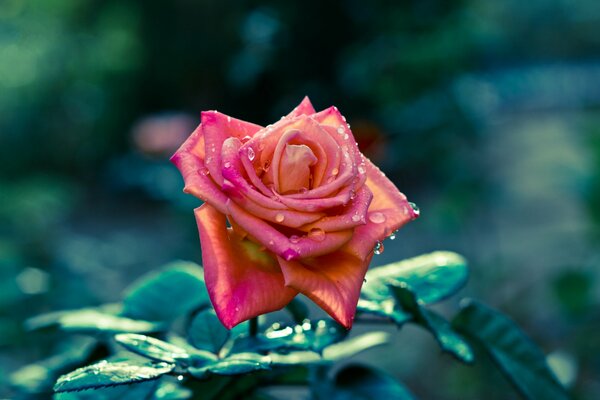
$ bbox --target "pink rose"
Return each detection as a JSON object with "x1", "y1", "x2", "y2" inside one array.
[{"x1": 171, "y1": 97, "x2": 417, "y2": 329}]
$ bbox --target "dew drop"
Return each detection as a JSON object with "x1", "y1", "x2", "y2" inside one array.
[
  {"x1": 227, "y1": 116, "x2": 231, "y2": 123},
  {"x1": 389, "y1": 229, "x2": 398, "y2": 240},
  {"x1": 247, "y1": 147, "x2": 256, "y2": 161},
  {"x1": 177, "y1": 375, "x2": 184, "y2": 381},
  {"x1": 344, "y1": 133, "x2": 349, "y2": 140},
  {"x1": 275, "y1": 213, "x2": 285, "y2": 223},
  {"x1": 358, "y1": 165, "x2": 366, "y2": 174},
  {"x1": 331, "y1": 168, "x2": 339, "y2": 176},
  {"x1": 241, "y1": 135, "x2": 252, "y2": 143},
  {"x1": 409, "y1": 202, "x2": 420, "y2": 217},
  {"x1": 198, "y1": 167, "x2": 210, "y2": 176},
  {"x1": 342, "y1": 115, "x2": 346, "y2": 122},
  {"x1": 337, "y1": 125, "x2": 345, "y2": 134},
  {"x1": 308, "y1": 228, "x2": 325, "y2": 242},
  {"x1": 289, "y1": 235, "x2": 300, "y2": 244},
  {"x1": 374, "y1": 241, "x2": 384, "y2": 255},
  {"x1": 350, "y1": 190, "x2": 357, "y2": 200},
  {"x1": 351, "y1": 214, "x2": 361, "y2": 222},
  {"x1": 223, "y1": 161, "x2": 232, "y2": 168},
  {"x1": 369, "y1": 212, "x2": 386, "y2": 224},
  {"x1": 299, "y1": 187, "x2": 308, "y2": 194}
]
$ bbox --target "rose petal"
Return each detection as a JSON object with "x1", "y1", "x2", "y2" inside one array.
[
  {"x1": 226, "y1": 200, "x2": 353, "y2": 261},
  {"x1": 286, "y1": 96, "x2": 316, "y2": 118},
  {"x1": 202, "y1": 111, "x2": 263, "y2": 185},
  {"x1": 277, "y1": 250, "x2": 373, "y2": 329},
  {"x1": 171, "y1": 123, "x2": 229, "y2": 214},
  {"x1": 221, "y1": 137, "x2": 288, "y2": 210},
  {"x1": 345, "y1": 158, "x2": 417, "y2": 260},
  {"x1": 299, "y1": 185, "x2": 373, "y2": 232},
  {"x1": 195, "y1": 204, "x2": 298, "y2": 329}
]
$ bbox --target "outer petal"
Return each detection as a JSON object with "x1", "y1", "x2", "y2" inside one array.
[
  {"x1": 277, "y1": 250, "x2": 373, "y2": 329},
  {"x1": 195, "y1": 204, "x2": 297, "y2": 328},
  {"x1": 345, "y1": 158, "x2": 418, "y2": 260},
  {"x1": 287, "y1": 96, "x2": 316, "y2": 118},
  {"x1": 202, "y1": 111, "x2": 263, "y2": 185},
  {"x1": 170, "y1": 123, "x2": 229, "y2": 214}
]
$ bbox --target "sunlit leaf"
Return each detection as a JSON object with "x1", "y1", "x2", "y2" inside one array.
[
  {"x1": 114, "y1": 334, "x2": 191, "y2": 365},
  {"x1": 356, "y1": 299, "x2": 411, "y2": 326},
  {"x1": 362, "y1": 251, "x2": 468, "y2": 304},
  {"x1": 54, "y1": 361, "x2": 174, "y2": 393},
  {"x1": 26, "y1": 308, "x2": 161, "y2": 334},
  {"x1": 327, "y1": 364, "x2": 415, "y2": 400},
  {"x1": 123, "y1": 261, "x2": 209, "y2": 322},
  {"x1": 390, "y1": 284, "x2": 474, "y2": 364},
  {"x1": 188, "y1": 309, "x2": 230, "y2": 354},
  {"x1": 323, "y1": 332, "x2": 389, "y2": 361},
  {"x1": 453, "y1": 300, "x2": 570, "y2": 399}
]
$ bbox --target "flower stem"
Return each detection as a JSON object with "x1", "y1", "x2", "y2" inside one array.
[{"x1": 249, "y1": 317, "x2": 258, "y2": 337}]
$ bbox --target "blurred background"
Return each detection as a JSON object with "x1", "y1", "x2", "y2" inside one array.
[{"x1": 1, "y1": 0, "x2": 599, "y2": 398}]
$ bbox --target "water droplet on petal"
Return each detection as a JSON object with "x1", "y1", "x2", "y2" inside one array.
[
  {"x1": 227, "y1": 116, "x2": 231, "y2": 123},
  {"x1": 299, "y1": 187, "x2": 308, "y2": 194},
  {"x1": 369, "y1": 212, "x2": 386, "y2": 224},
  {"x1": 409, "y1": 202, "x2": 420, "y2": 217},
  {"x1": 308, "y1": 228, "x2": 325, "y2": 242},
  {"x1": 337, "y1": 125, "x2": 345, "y2": 134},
  {"x1": 289, "y1": 235, "x2": 300, "y2": 244},
  {"x1": 198, "y1": 167, "x2": 210, "y2": 176},
  {"x1": 358, "y1": 165, "x2": 366, "y2": 174},
  {"x1": 344, "y1": 133, "x2": 349, "y2": 140},
  {"x1": 351, "y1": 214, "x2": 361, "y2": 222},
  {"x1": 275, "y1": 213, "x2": 285, "y2": 223},
  {"x1": 241, "y1": 135, "x2": 252, "y2": 143},
  {"x1": 224, "y1": 161, "x2": 232, "y2": 168},
  {"x1": 331, "y1": 168, "x2": 339, "y2": 176},
  {"x1": 389, "y1": 229, "x2": 398, "y2": 240},
  {"x1": 374, "y1": 241, "x2": 384, "y2": 255},
  {"x1": 247, "y1": 147, "x2": 255, "y2": 161},
  {"x1": 350, "y1": 191, "x2": 357, "y2": 200}
]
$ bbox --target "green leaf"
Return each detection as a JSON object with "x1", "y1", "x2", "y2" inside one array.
[
  {"x1": 390, "y1": 284, "x2": 474, "y2": 364},
  {"x1": 114, "y1": 334, "x2": 191, "y2": 365},
  {"x1": 362, "y1": 251, "x2": 468, "y2": 304},
  {"x1": 188, "y1": 353, "x2": 271, "y2": 379},
  {"x1": 285, "y1": 297, "x2": 310, "y2": 324},
  {"x1": 328, "y1": 364, "x2": 415, "y2": 400},
  {"x1": 453, "y1": 300, "x2": 570, "y2": 400},
  {"x1": 54, "y1": 380, "x2": 159, "y2": 400},
  {"x1": 152, "y1": 380, "x2": 193, "y2": 399},
  {"x1": 54, "y1": 361, "x2": 174, "y2": 393},
  {"x1": 323, "y1": 332, "x2": 389, "y2": 361},
  {"x1": 122, "y1": 261, "x2": 209, "y2": 322},
  {"x1": 188, "y1": 309, "x2": 230, "y2": 354},
  {"x1": 356, "y1": 299, "x2": 412, "y2": 326},
  {"x1": 26, "y1": 308, "x2": 162, "y2": 334}
]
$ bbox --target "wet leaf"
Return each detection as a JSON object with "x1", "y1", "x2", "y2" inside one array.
[
  {"x1": 114, "y1": 334, "x2": 191, "y2": 365},
  {"x1": 54, "y1": 361, "x2": 174, "y2": 393},
  {"x1": 188, "y1": 353, "x2": 271, "y2": 379},
  {"x1": 362, "y1": 251, "x2": 468, "y2": 304},
  {"x1": 123, "y1": 261, "x2": 209, "y2": 322},
  {"x1": 390, "y1": 284, "x2": 474, "y2": 364},
  {"x1": 453, "y1": 300, "x2": 569, "y2": 399}
]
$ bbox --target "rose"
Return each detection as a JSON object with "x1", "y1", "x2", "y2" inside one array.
[{"x1": 171, "y1": 97, "x2": 418, "y2": 329}]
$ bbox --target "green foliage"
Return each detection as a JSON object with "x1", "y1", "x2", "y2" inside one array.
[
  {"x1": 187, "y1": 309, "x2": 230, "y2": 354},
  {"x1": 53, "y1": 361, "x2": 174, "y2": 393},
  {"x1": 122, "y1": 261, "x2": 210, "y2": 322},
  {"x1": 326, "y1": 364, "x2": 415, "y2": 400},
  {"x1": 11, "y1": 253, "x2": 570, "y2": 399},
  {"x1": 453, "y1": 300, "x2": 570, "y2": 400},
  {"x1": 390, "y1": 284, "x2": 474, "y2": 364}
]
